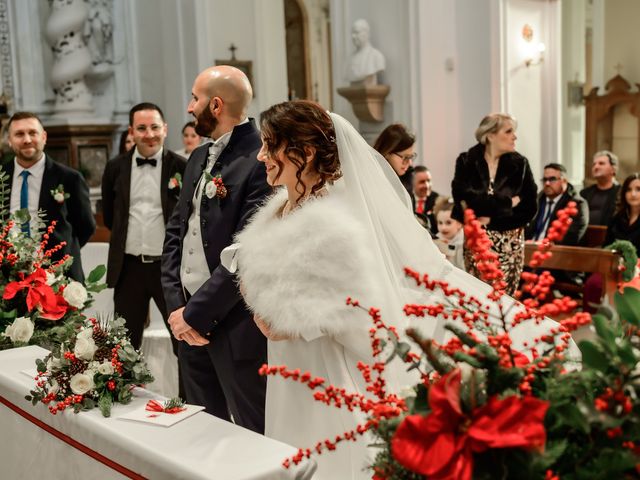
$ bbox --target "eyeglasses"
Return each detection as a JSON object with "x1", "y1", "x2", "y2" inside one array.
[
  {"x1": 541, "y1": 176, "x2": 561, "y2": 183},
  {"x1": 393, "y1": 152, "x2": 417, "y2": 164}
]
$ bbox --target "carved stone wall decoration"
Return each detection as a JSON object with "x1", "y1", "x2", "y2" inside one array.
[{"x1": 45, "y1": 0, "x2": 94, "y2": 118}]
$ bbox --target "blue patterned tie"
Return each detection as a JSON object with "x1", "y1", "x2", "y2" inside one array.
[{"x1": 19, "y1": 170, "x2": 30, "y2": 236}]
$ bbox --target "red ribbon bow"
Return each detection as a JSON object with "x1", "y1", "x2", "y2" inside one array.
[{"x1": 145, "y1": 400, "x2": 186, "y2": 414}]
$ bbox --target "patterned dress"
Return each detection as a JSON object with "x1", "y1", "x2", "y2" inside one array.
[{"x1": 463, "y1": 227, "x2": 525, "y2": 296}]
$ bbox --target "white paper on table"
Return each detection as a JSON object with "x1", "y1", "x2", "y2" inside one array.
[{"x1": 116, "y1": 403, "x2": 205, "y2": 427}]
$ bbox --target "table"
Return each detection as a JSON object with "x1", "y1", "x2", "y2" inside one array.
[{"x1": 0, "y1": 346, "x2": 316, "y2": 480}]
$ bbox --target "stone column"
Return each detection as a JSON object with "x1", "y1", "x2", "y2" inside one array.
[{"x1": 44, "y1": 0, "x2": 94, "y2": 120}]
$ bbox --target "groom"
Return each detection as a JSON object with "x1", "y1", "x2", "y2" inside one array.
[{"x1": 161, "y1": 65, "x2": 270, "y2": 433}]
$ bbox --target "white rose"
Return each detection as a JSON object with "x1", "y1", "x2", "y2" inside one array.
[
  {"x1": 69, "y1": 373, "x2": 94, "y2": 395},
  {"x1": 63, "y1": 281, "x2": 88, "y2": 308},
  {"x1": 77, "y1": 327, "x2": 94, "y2": 340},
  {"x1": 74, "y1": 336, "x2": 98, "y2": 361},
  {"x1": 205, "y1": 182, "x2": 217, "y2": 199},
  {"x1": 54, "y1": 192, "x2": 65, "y2": 203},
  {"x1": 97, "y1": 361, "x2": 114, "y2": 375},
  {"x1": 3, "y1": 316, "x2": 34, "y2": 343}
]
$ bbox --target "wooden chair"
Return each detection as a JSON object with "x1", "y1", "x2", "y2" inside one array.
[{"x1": 524, "y1": 244, "x2": 622, "y2": 305}]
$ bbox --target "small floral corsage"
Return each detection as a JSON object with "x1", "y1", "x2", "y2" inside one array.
[
  {"x1": 168, "y1": 172, "x2": 182, "y2": 191},
  {"x1": 50, "y1": 185, "x2": 69, "y2": 204},
  {"x1": 203, "y1": 172, "x2": 227, "y2": 200}
]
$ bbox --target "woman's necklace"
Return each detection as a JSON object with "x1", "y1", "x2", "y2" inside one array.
[
  {"x1": 281, "y1": 187, "x2": 329, "y2": 217},
  {"x1": 485, "y1": 155, "x2": 499, "y2": 196}
]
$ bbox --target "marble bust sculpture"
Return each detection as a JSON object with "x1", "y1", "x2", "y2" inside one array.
[{"x1": 346, "y1": 19, "x2": 386, "y2": 86}]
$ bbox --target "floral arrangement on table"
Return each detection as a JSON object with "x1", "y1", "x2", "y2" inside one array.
[
  {"x1": 0, "y1": 169, "x2": 106, "y2": 350},
  {"x1": 26, "y1": 316, "x2": 154, "y2": 417},
  {"x1": 261, "y1": 201, "x2": 640, "y2": 479}
]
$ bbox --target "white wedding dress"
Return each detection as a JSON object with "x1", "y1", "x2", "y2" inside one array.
[
  {"x1": 233, "y1": 112, "x2": 577, "y2": 479},
  {"x1": 236, "y1": 189, "x2": 384, "y2": 479}
]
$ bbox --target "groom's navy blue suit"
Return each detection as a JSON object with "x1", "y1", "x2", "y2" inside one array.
[{"x1": 161, "y1": 119, "x2": 269, "y2": 433}]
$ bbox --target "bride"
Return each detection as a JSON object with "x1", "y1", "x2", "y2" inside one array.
[{"x1": 233, "y1": 100, "x2": 568, "y2": 479}]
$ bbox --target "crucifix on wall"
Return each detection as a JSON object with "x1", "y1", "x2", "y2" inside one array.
[{"x1": 215, "y1": 44, "x2": 255, "y2": 96}]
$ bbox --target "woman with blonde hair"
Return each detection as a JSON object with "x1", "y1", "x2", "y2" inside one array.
[{"x1": 451, "y1": 113, "x2": 537, "y2": 294}]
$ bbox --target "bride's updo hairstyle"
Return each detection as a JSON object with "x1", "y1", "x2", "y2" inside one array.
[{"x1": 260, "y1": 100, "x2": 341, "y2": 202}]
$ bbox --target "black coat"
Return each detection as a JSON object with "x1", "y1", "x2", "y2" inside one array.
[
  {"x1": 605, "y1": 212, "x2": 640, "y2": 253},
  {"x1": 3, "y1": 156, "x2": 95, "y2": 282},
  {"x1": 161, "y1": 120, "x2": 270, "y2": 357},
  {"x1": 101, "y1": 148, "x2": 186, "y2": 287},
  {"x1": 451, "y1": 143, "x2": 538, "y2": 231},
  {"x1": 525, "y1": 184, "x2": 589, "y2": 246}
]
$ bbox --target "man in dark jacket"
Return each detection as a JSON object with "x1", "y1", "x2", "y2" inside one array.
[
  {"x1": 580, "y1": 150, "x2": 620, "y2": 226},
  {"x1": 526, "y1": 163, "x2": 589, "y2": 245},
  {"x1": 6, "y1": 112, "x2": 95, "y2": 282},
  {"x1": 161, "y1": 66, "x2": 269, "y2": 433}
]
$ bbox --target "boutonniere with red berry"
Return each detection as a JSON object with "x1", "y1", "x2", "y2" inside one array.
[
  {"x1": 203, "y1": 172, "x2": 227, "y2": 200},
  {"x1": 168, "y1": 173, "x2": 182, "y2": 191},
  {"x1": 50, "y1": 185, "x2": 70, "y2": 204}
]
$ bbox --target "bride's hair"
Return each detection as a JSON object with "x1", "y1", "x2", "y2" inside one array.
[{"x1": 260, "y1": 100, "x2": 341, "y2": 202}]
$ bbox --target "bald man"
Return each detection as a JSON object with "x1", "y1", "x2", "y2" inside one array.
[{"x1": 161, "y1": 66, "x2": 269, "y2": 432}]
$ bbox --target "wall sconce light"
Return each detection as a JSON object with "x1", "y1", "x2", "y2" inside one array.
[{"x1": 522, "y1": 24, "x2": 545, "y2": 67}]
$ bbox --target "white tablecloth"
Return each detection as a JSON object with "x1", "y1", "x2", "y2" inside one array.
[{"x1": 0, "y1": 346, "x2": 315, "y2": 480}]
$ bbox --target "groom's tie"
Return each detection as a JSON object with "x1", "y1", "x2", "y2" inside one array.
[{"x1": 196, "y1": 142, "x2": 225, "y2": 198}]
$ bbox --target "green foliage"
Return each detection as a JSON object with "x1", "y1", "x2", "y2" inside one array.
[
  {"x1": 371, "y1": 286, "x2": 640, "y2": 480},
  {"x1": 98, "y1": 394, "x2": 112, "y2": 417},
  {"x1": 605, "y1": 240, "x2": 638, "y2": 282}
]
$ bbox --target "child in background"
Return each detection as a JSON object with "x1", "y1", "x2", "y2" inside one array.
[{"x1": 434, "y1": 198, "x2": 465, "y2": 270}]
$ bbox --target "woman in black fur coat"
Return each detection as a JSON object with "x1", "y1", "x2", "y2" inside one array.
[{"x1": 451, "y1": 113, "x2": 537, "y2": 294}]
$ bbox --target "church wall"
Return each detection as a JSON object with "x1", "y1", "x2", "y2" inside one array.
[
  {"x1": 603, "y1": 0, "x2": 640, "y2": 85},
  {"x1": 329, "y1": 0, "x2": 497, "y2": 197},
  {"x1": 502, "y1": 0, "x2": 561, "y2": 187},
  {"x1": 130, "y1": 0, "x2": 288, "y2": 150},
  {"x1": 560, "y1": 0, "x2": 586, "y2": 187}
]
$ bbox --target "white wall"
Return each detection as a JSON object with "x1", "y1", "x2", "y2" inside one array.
[
  {"x1": 130, "y1": 0, "x2": 288, "y2": 150},
  {"x1": 329, "y1": 0, "x2": 498, "y2": 196},
  {"x1": 502, "y1": 0, "x2": 561, "y2": 186}
]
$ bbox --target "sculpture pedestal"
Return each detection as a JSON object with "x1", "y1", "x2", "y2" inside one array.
[{"x1": 336, "y1": 84, "x2": 390, "y2": 123}]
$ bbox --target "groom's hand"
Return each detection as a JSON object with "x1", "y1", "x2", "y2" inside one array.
[{"x1": 169, "y1": 307, "x2": 210, "y2": 346}]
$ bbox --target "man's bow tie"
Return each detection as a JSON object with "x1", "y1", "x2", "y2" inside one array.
[{"x1": 136, "y1": 157, "x2": 157, "y2": 167}]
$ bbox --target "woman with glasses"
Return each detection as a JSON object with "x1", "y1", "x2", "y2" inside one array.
[
  {"x1": 373, "y1": 123, "x2": 416, "y2": 196},
  {"x1": 451, "y1": 113, "x2": 537, "y2": 294}
]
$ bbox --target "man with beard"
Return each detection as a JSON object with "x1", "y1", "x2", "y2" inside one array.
[
  {"x1": 526, "y1": 163, "x2": 588, "y2": 245},
  {"x1": 580, "y1": 150, "x2": 620, "y2": 226},
  {"x1": 161, "y1": 66, "x2": 269, "y2": 433},
  {"x1": 101, "y1": 103, "x2": 187, "y2": 371},
  {"x1": 5, "y1": 112, "x2": 95, "y2": 282}
]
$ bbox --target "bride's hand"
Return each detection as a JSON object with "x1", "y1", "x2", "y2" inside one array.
[{"x1": 253, "y1": 314, "x2": 290, "y2": 341}]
